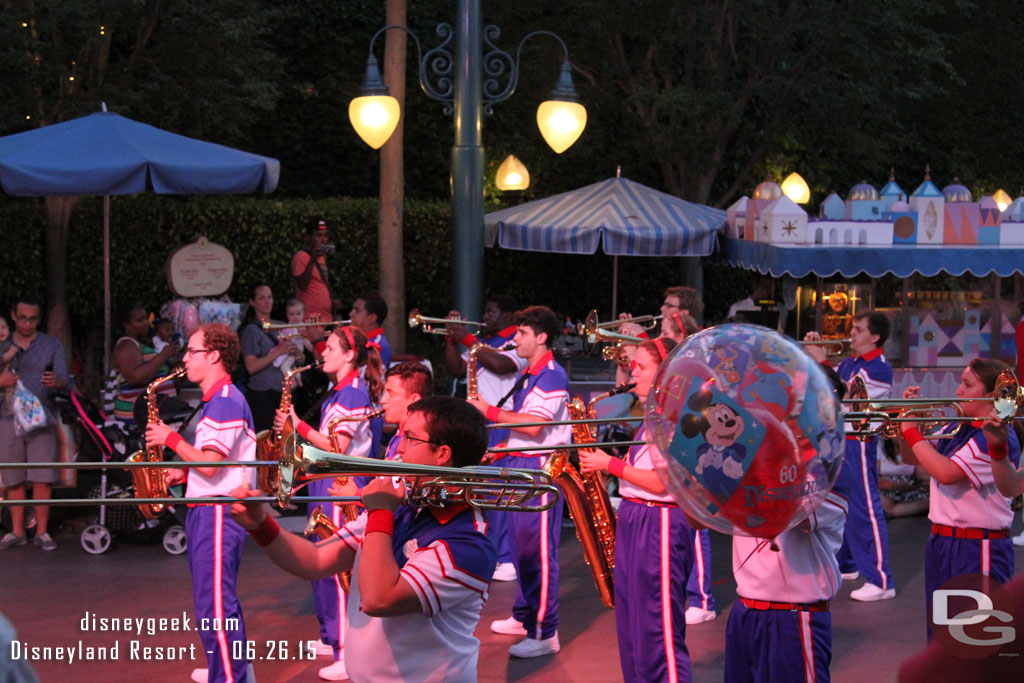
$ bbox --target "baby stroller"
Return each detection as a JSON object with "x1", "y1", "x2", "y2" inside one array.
[{"x1": 59, "y1": 388, "x2": 190, "y2": 555}]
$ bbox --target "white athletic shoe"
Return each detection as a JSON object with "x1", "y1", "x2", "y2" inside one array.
[
  {"x1": 840, "y1": 570, "x2": 860, "y2": 581},
  {"x1": 850, "y1": 583, "x2": 896, "y2": 601},
  {"x1": 318, "y1": 659, "x2": 349, "y2": 681},
  {"x1": 1012, "y1": 531, "x2": 1024, "y2": 547},
  {"x1": 190, "y1": 668, "x2": 208, "y2": 683},
  {"x1": 492, "y1": 562, "x2": 518, "y2": 582},
  {"x1": 685, "y1": 606, "x2": 717, "y2": 625},
  {"x1": 490, "y1": 616, "x2": 528, "y2": 636},
  {"x1": 509, "y1": 633, "x2": 560, "y2": 658},
  {"x1": 312, "y1": 639, "x2": 335, "y2": 657}
]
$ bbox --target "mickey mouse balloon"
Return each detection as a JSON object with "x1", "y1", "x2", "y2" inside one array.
[{"x1": 644, "y1": 324, "x2": 844, "y2": 538}]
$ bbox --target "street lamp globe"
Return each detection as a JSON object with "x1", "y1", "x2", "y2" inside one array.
[
  {"x1": 496, "y1": 154, "x2": 530, "y2": 191},
  {"x1": 536, "y1": 100, "x2": 587, "y2": 154},
  {"x1": 349, "y1": 94, "x2": 401, "y2": 150}
]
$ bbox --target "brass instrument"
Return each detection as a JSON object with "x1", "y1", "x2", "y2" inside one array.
[
  {"x1": 466, "y1": 342, "x2": 516, "y2": 401},
  {"x1": 596, "y1": 313, "x2": 662, "y2": 331},
  {"x1": 545, "y1": 387, "x2": 632, "y2": 609},
  {"x1": 800, "y1": 338, "x2": 851, "y2": 356},
  {"x1": 844, "y1": 370, "x2": 1024, "y2": 439},
  {"x1": 324, "y1": 408, "x2": 385, "y2": 543},
  {"x1": 579, "y1": 309, "x2": 645, "y2": 357},
  {"x1": 127, "y1": 366, "x2": 188, "y2": 519},
  {"x1": 276, "y1": 440, "x2": 560, "y2": 511},
  {"x1": 261, "y1": 320, "x2": 350, "y2": 331},
  {"x1": 306, "y1": 507, "x2": 352, "y2": 593},
  {"x1": 255, "y1": 361, "x2": 324, "y2": 496},
  {"x1": 408, "y1": 309, "x2": 484, "y2": 336}
]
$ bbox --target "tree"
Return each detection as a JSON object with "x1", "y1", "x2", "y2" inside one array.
[{"x1": 0, "y1": 0, "x2": 282, "y2": 350}]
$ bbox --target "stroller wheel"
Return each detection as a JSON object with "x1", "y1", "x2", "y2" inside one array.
[
  {"x1": 162, "y1": 525, "x2": 187, "y2": 555},
  {"x1": 81, "y1": 524, "x2": 113, "y2": 555}
]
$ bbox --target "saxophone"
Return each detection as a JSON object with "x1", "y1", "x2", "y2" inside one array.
[
  {"x1": 127, "y1": 366, "x2": 188, "y2": 519},
  {"x1": 544, "y1": 385, "x2": 634, "y2": 608},
  {"x1": 306, "y1": 507, "x2": 352, "y2": 593},
  {"x1": 466, "y1": 341, "x2": 515, "y2": 401},
  {"x1": 256, "y1": 361, "x2": 323, "y2": 496}
]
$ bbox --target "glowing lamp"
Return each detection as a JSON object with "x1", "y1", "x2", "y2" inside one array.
[
  {"x1": 496, "y1": 155, "x2": 530, "y2": 191},
  {"x1": 993, "y1": 188, "x2": 1012, "y2": 212},
  {"x1": 536, "y1": 60, "x2": 587, "y2": 154},
  {"x1": 781, "y1": 172, "x2": 811, "y2": 204},
  {"x1": 348, "y1": 54, "x2": 401, "y2": 149}
]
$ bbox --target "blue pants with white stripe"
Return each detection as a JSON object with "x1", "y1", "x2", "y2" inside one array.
[
  {"x1": 834, "y1": 439, "x2": 893, "y2": 589},
  {"x1": 924, "y1": 533, "x2": 1013, "y2": 639},
  {"x1": 725, "y1": 601, "x2": 832, "y2": 683},
  {"x1": 486, "y1": 453, "x2": 516, "y2": 564},
  {"x1": 186, "y1": 505, "x2": 250, "y2": 683},
  {"x1": 506, "y1": 453, "x2": 562, "y2": 640},
  {"x1": 615, "y1": 500, "x2": 692, "y2": 683},
  {"x1": 308, "y1": 478, "x2": 346, "y2": 658},
  {"x1": 687, "y1": 528, "x2": 715, "y2": 611}
]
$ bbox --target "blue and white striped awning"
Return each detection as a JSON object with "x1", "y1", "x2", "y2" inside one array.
[{"x1": 484, "y1": 176, "x2": 726, "y2": 256}]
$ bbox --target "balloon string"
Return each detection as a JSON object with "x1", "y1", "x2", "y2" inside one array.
[{"x1": 711, "y1": 536, "x2": 774, "y2": 587}]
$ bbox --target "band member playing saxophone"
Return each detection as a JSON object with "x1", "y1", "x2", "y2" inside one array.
[
  {"x1": 273, "y1": 325, "x2": 384, "y2": 680},
  {"x1": 445, "y1": 294, "x2": 525, "y2": 581},
  {"x1": 230, "y1": 397, "x2": 496, "y2": 683},
  {"x1": 145, "y1": 323, "x2": 256, "y2": 683}
]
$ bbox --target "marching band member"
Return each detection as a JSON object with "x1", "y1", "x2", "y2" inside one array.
[
  {"x1": 445, "y1": 294, "x2": 526, "y2": 581},
  {"x1": 722, "y1": 364, "x2": 850, "y2": 683},
  {"x1": 381, "y1": 362, "x2": 434, "y2": 460},
  {"x1": 468, "y1": 305, "x2": 570, "y2": 658},
  {"x1": 898, "y1": 358, "x2": 1020, "y2": 638},
  {"x1": 145, "y1": 323, "x2": 256, "y2": 683},
  {"x1": 275, "y1": 325, "x2": 384, "y2": 680},
  {"x1": 807, "y1": 310, "x2": 896, "y2": 601},
  {"x1": 350, "y1": 292, "x2": 391, "y2": 461},
  {"x1": 231, "y1": 397, "x2": 496, "y2": 683},
  {"x1": 579, "y1": 336, "x2": 696, "y2": 682}
]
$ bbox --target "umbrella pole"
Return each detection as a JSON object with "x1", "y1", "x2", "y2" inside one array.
[
  {"x1": 103, "y1": 195, "x2": 111, "y2": 378},
  {"x1": 611, "y1": 254, "x2": 619, "y2": 318}
]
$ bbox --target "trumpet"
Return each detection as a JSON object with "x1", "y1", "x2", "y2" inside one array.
[
  {"x1": 407, "y1": 309, "x2": 484, "y2": 336},
  {"x1": 261, "y1": 319, "x2": 350, "y2": 331},
  {"x1": 596, "y1": 313, "x2": 662, "y2": 331},
  {"x1": 579, "y1": 309, "x2": 645, "y2": 356},
  {"x1": 844, "y1": 369, "x2": 1024, "y2": 439},
  {"x1": 800, "y1": 338, "x2": 851, "y2": 356}
]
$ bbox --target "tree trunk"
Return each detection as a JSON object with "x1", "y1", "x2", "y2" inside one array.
[
  {"x1": 44, "y1": 195, "x2": 79, "y2": 364},
  {"x1": 378, "y1": 0, "x2": 407, "y2": 355}
]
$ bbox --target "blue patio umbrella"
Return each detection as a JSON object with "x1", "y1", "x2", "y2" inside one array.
[
  {"x1": 485, "y1": 174, "x2": 726, "y2": 314},
  {"x1": 0, "y1": 109, "x2": 280, "y2": 369}
]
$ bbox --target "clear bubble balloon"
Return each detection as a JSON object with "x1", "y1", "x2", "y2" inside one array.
[{"x1": 644, "y1": 324, "x2": 844, "y2": 538}]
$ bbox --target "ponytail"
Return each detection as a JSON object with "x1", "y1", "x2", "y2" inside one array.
[{"x1": 334, "y1": 325, "x2": 385, "y2": 402}]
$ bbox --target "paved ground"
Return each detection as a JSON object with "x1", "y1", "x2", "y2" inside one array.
[{"x1": 2, "y1": 508, "x2": 1023, "y2": 682}]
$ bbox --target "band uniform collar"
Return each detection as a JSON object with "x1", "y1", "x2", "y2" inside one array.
[
  {"x1": 528, "y1": 350, "x2": 554, "y2": 376},
  {"x1": 202, "y1": 376, "x2": 232, "y2": 402}
]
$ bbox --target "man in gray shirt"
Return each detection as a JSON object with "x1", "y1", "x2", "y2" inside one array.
[{"x1": 0, "y1": 295, "x2": 70, "y2": 551}]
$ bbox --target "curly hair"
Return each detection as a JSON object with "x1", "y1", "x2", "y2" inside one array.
[
  {"x1": 333, "y1": 325, "x2": 384, "y2": 402},
  {"x1": 200, "y1": 323, "x2": 241, "y2": 372}
]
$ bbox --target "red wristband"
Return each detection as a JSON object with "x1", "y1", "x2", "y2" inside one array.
[
  {"x1": 990, "y1": 441, "x2": 1009, "y2": 461},
  {"x1": 165, "y1": 432, "x2": 183, "y2": 453},
  {"x1": 637, "y1": 331, "x2": 650, "y2": 340},
  {"x1": 903, "y1": 428, "x2": 925, "y2": 448},
  {"x1": 296, "y1": 420, "x2": 313, "y2": 440},
  {"x1": 248, "y1": 515, "x2": 280, "y2": 547},
  {"x1": 365, "y1": 509, "x2": 394, "y2": 536},
  {"x1": 461, "y1": 333, "x2": 479, "y2": 347},
  {"x1": 485, "y1": 405, "x2": 501, "y2": 422},
  {"x1": 607, "y1": 457, "x2": 626, "y2": 478}
]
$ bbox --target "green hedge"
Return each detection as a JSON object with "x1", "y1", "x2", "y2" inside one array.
[{"x1": 0, "y1": 195, "x2": 741, "y2": 388}]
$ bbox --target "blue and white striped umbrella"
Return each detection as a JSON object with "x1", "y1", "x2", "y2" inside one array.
[{"x1": 485, "y1": 176, "x2": 726, "y2": 256}]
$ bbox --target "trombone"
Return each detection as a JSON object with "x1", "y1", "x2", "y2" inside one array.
[
  {"x1": 800, "y1": 338, "x2": 851, "y2": 356},
  {"x1": 596, "y1": 313, "x2": 662, "y2": 331},
  {"x1": 262, "y1": 319, "x2": 350, "y2": 331},
  {"x1": 843, "y1": 369, "x2": 1024, "y2": 439},
  {"x1": 0, "y1": 447, "x2": 561, "y2": 513},
  {"x1": 407, "y1": 309, "x2": 484, "y2": 336}
]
